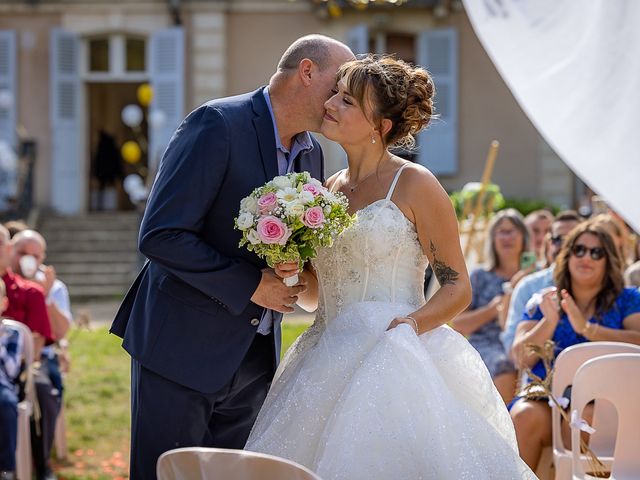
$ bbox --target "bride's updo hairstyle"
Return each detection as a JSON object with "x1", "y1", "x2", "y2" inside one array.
[{"x1": 336, "y1": 54, "x2": 435, "y2": 148}]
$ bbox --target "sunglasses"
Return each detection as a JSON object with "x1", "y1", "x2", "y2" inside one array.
[
  {"x1": 571, "y1": 244, "x2": 606, "y2": 261},
  {"x1": 550, "y1": 235, "x2": 565, "y2": 246}
]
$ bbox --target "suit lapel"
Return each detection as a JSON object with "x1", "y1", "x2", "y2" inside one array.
[{"x1": 251, "y1": 89, "x2": 279, "y2": 181}]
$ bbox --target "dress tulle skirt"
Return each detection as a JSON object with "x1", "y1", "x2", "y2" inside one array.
[{"x1": 245, "y1": 301, "x2": 537, "y2": 480}]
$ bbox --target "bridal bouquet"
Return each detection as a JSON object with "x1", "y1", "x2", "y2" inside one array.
[{"x1": 235, "y1": 172, "x2": 355, "y2": 286}]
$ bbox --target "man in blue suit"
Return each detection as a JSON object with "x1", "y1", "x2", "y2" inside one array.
[{"x1": 110, "y1": 35, "x2": 353, "y2": 479}]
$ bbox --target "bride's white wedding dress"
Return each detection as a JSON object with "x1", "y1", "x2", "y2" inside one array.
[{"x1": 246, "y1": 165, "x2": 537, "y2": 479}]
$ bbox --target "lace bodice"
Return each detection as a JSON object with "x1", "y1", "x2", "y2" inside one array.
[{"x1": 312, "y1": 165, "x2": 429, "y2": 324}]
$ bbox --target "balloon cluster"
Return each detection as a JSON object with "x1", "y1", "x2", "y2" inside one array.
[{"x1": 120, "y1": 83, "x2": 167, "y2": 165}]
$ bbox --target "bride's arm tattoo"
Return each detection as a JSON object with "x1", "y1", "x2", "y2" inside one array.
[{"x1": 429, "y1": 241, "x2": 460, "y2": 286}]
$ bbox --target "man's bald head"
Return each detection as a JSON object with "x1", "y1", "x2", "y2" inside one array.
[
  {"x1": 12, "y1": 229, "x2": 47, "y2": 251},
  {"x1": 277, "y1": 34, "x2": 351, "y2": 73}
]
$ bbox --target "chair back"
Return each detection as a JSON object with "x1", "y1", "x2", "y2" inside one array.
[
  {"x1": 551, "y1": 341, "x2": 640, "y2": 457},
  {"x1": 571, "y1": 353, "x2": 640, "y2": 480},
  {"x1": 157, "y1": 447, "x2": 323, "y2": 480}
]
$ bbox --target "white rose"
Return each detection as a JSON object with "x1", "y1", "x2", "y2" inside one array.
[
  {"x1": 272, "y1": 175, "x2": 292, "y2": 190},
  {"x1": 240, "y1": 196, "x2": 258, "y2": 214},
  {"x1": 308, "y1": 177, "x2": 322, "y2": 188},
  {"x1": 236, "y1": 212, "x2": 254, "y2": 230},
  {"x1": 300, "y1": 190, "x2": 315, "y2": 204},
  {"x1": 276, "y1": 187, "x2": 299, "y2": 204},
  {"x1": 247, "y1": 229, "x2": 261, "y2": 245},
  {"x1": 286, "y1": 202, "x2": 305, "y2": 217}
]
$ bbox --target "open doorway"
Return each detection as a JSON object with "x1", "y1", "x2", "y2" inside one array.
[{"x1": 87, "y1": 82, "x2": 148, "y2": 211}]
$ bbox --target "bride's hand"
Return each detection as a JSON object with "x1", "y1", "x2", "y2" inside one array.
[
  {"x1": 274, "y1": 262, "x2": 299, "y2": 280},
  {"x1": 387, "y1": 317, "x2": 419, "y2": 334}
]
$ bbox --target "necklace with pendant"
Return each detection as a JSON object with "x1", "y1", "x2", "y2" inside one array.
[{"x1": 347, "y1": 151, "x2": 390, "y2": 192}]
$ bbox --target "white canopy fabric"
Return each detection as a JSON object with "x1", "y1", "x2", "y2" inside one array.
[{"x1": 463, "y1": 0, "x2": 640, "y2": 232}]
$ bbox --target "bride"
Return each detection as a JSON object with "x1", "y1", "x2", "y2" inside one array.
[{"x1": 245, "y1": 55, "x2": 536, "y2": 479}]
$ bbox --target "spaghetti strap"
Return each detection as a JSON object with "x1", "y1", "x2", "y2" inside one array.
[{"x1": 385, "y1": 163, "x2": 410, "y2": 201}]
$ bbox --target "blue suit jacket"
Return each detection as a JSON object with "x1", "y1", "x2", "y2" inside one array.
[{"x1": 110, "y1": 88, "x2": 324, "y2": 393}]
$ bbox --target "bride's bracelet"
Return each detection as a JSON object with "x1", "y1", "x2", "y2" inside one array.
[{"x1": 403, "y1": 316, "x2": 419, "y2": 334}]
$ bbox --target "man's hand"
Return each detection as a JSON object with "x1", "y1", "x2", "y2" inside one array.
[
  {"x1": 33, "y1": 265, "x2": 56, "y2": 296},
  {"x1": 251, "y1": 269, "x2": 307, "y2": 313},
  {"x1": 274, "y1": 261, "x2": 299, "y2": 280}
]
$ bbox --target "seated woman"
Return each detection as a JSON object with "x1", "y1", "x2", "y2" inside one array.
[
  {"x1": 510, "y1": 221, "x2": 640, "y2": 470},
  {"x1": 452, "y1": 208, "x2": 531, "y2": 402}
]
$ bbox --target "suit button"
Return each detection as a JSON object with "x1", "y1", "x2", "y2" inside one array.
[{"x1": 250, "y1": 318, "x2": 260, "y2": 326}]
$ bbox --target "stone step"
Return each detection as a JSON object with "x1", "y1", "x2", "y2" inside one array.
[
  {"x1": 67, "y1": 284, "x2": 128, "y2": 298},
  {"x1": 54, "y1": 263, "x2": 135, "y2": 275},
  {"x1": 46, "y1": 240, "x2": 138, "y2": 253},
  {"x1": 41, "y1": 230, "x2": 138, "y2": 242},
  {"x1": 47, "y1": 251, "x2": 140, "y2": 264},
  {"x1": 63, "y1": 272, "x2": 135, "y2": 287}
]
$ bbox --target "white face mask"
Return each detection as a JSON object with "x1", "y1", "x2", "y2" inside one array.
[{"x1": 19, "y1": 255, "x2": 38, "y2": 279}]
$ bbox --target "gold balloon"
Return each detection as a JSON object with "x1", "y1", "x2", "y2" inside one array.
[
  {"x1": 121, "y1": 141, "x2": 142, "y2": 164},
  {"x1": 137, "y1": 84, "x2": 154, "y2": 107}
]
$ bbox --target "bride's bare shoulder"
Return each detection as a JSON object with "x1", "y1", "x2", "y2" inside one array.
[{"x1": 398, "y1": 162, "x2": 447, "y2": 200}]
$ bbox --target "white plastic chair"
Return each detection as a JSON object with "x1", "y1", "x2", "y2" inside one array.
[
  {"x1": 551, "y1": 341, "x2": 640, "y2": 479},
  {"x1": 571, "y1": 353, "x2": 640, "y2": 480},
  {"x1": 157, "y1": 447, "x2": 323, "y2": 480},
  {"x1": 2, "y1": 319, "x2": 35, "y2": 480}
]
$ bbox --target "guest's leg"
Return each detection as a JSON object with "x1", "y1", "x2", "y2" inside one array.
[
  {"x1": 130, "y1": 359, "x2": 216, "y2": 480},
  {"x1": 208, "y1": 333, "x2": 274, "y2": 448},
  {"x1": 510, "y1": 399, "x2": 552, "y2": 469},
  {"x1": 31, "y1": 364, "x2": 61, "y2": 480},
  {"x1": 0, "y1": 387, "x2": 18, "y2": 473}
]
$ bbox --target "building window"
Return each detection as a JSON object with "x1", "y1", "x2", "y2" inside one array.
[
  {"x1": 89, "y1": 38, "x2": 109, "y2": 72},
  {"x1": 126, "y1": 37, "x2": 146, "y2": 72}
]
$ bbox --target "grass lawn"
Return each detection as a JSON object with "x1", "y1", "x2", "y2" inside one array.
[{"x1": 53, "y1": 321, "x2": 311, "y2": 480}]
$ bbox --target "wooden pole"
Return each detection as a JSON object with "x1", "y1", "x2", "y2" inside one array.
[{"x1": 464, "y1": 140, "x2": 500, "y2": 259}]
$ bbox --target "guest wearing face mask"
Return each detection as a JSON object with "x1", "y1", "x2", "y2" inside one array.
[{"x1": 10, "y1": 230, "x2": 70, "y2": 480}]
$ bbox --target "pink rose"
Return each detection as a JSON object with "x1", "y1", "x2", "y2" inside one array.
[
  {"x1": 257, "y1": 192, "x2": 278, "y2": 214},
  {"x1": 256, "y1": 216, "x2": 291, "y2": 245},
  {"x1": 302, "y1": 183, "x2": 322, "y2": 197},
  {"x1": 302, "y1": 206, "x2": 325, "y2": 229}
]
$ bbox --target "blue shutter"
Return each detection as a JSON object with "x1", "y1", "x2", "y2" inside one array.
[
  {"x1": 416, "y1": 28, "x2": 458, "y2": 176},
  {"x1": 50, "y1": 28, "x2": 82, "y2": 214},
  {"x1": 346, "y1": 24, "x2": 369, "y2": 55},
  {"x1": 0, "y1": 30, "x2": 17, "y2": 149},
  {"x1": 149, "y1": 27, "x2": 185, "y2": 173}
]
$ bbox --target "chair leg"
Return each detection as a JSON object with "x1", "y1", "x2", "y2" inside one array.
[
  {"x1": 15, "y1": 402, "x2": 32, "y2": 480},
  {"x1": 54, "y1": 404, "x2": 67, "y2": 461}
]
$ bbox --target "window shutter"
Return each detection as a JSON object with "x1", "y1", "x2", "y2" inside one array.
[
  {"x1": 346, "y1": 24, "x2": 369, "y2": 55},
  {"x1": 50, "y1": 28, "x2": 82, "y2": 214},
  {"x1": 416, "y1": 28, "x2": 458, "y2": 176},
  {"x1": 0, "y1": 30, "x2": 17, "y2": 149},
  {"x1": 149, "y1": 27, "x2": 185, "y2": 173}
]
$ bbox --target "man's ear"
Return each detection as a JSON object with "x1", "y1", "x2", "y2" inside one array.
[{"x1": 298, "y1": 58, "x2": 315, "y2": 86}]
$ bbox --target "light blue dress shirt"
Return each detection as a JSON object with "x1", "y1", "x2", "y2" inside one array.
[{"x1": 257, "y1": 87, "x2": 314, "y2": 335}]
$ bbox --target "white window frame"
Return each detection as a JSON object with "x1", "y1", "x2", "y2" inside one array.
[{"x1": 82, "y1": 33, "x2": 149, "y2": 83}]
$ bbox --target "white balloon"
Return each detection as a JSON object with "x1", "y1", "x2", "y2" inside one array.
[
  {"x1": 121, "y1": 104, "x2": 143, "y2": 128},
  {"x1": 0, "y1": 90, "x2": 13, "y2": 110},
  {"x1": 123, "y1": 174, "x2": 144, "y2": 196},
  {"x1": 148, "y1": 109, "x2": 167, "y2": 129}
]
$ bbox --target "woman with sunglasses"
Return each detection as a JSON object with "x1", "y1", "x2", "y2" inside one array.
[{"x1": 509, "y1": 221, "x2": 640, "y2": 469}]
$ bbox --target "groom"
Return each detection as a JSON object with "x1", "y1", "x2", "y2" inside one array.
[{"x1": 110, "y1": 35, "x2": 353, "y2": 479}]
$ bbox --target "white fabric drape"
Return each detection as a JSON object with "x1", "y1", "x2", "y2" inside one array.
[{"x1": 463, "y1": 0, "x2": 640, "y2": 232}]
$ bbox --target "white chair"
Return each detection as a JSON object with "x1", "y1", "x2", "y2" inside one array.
[
  {"x1": 571, "y1": 353, "x2": 640, "y2": 480},
  {"x1": 157, "y1": 447, "x2": 323, "y2": 480},
  {"x1": 551, "y1": 341, "x2": 640, "y2": 479},
  {"x1": 2, "y1": 319, "x2": 35, "y2": 480},
  {"x1": 54, "y1": 403, "x2": 68, "y2": 460}
]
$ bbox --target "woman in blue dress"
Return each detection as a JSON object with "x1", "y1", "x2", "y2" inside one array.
[{"x1": 510, "y1": 221, "x2": 640, "y2": 470}]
